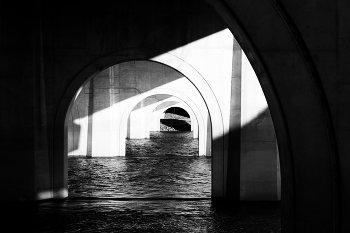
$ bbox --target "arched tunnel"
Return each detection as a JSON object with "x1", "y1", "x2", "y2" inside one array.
[
  {"x1": 1, "y1": 0, "x2": 344, "y2": 232},
  {"x1": 66, "y1": 57, "x2": 280, "y2": 202}
]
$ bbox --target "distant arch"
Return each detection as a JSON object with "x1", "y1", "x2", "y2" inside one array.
[{"x1": 120, "y1": 90, "x2": 207, "y2": 156}]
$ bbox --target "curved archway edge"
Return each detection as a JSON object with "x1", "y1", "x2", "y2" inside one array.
[
  {"x1": 204, "y1": 0, "x2": 339, "y2": 232},
  {"x1": 120, "y1": 90, "x2": 207, "y2": 156},
  {"x1": 54, "y1": 52, "x2": 226, "y2": 199}
]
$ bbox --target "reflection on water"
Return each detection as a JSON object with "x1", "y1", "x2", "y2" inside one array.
[
  {"x1": 68, "y1": 156, "x2": 211, "y2": 198},
  {"x1": 126, "y1": 131, "x2": 198, "y2": 157},
  {"x1": 68, "y1": 131, "x2": 210, "y2": 198}
]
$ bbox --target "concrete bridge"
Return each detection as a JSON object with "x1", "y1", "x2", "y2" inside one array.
[
  {"x1": 67, "y1": 54, "x2": 279, "y2": 200},
  {"x1": 1, "y1": 0, "x2": 350, "y2": 232}
]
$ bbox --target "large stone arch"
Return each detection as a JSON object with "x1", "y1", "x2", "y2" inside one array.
[
  {"x1": 54, "y1": 52, "x2": 225, "y2": 200},
  {"x1": 204, "y1": 0, "x2": 339, "y2": 232}
]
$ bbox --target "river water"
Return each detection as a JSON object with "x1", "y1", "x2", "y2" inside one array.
[
  {"x1": 68, "y1": 131, "x2": 210, "y2": 199},
  {"x1": 3, "y1": 132, "x2": 281, "y2": 232}
]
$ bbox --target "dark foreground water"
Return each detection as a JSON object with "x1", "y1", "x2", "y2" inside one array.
[
  {"x1": 3, "y1": 200, "x2": 281, "y2": 232},
  {"x1": 2, "y1": 132, "x2": 281, "y2": 232}
]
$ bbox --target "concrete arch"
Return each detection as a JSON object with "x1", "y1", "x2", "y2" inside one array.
[
  {"x1": 1, "y1": 1, "x2": 344, "y2": 232},
  {"x1": 127, "y1": 97, "x2": 199, "y2": 139},
  {"x1": 51, "y1": 4, "x2": 339, "y2": 232},
  {"x1": 204, "y1": 1, "x2": 339, "y2": 232},
  {"x1": 154, "y1": 102, "x2": 198, "y2": 137},
  {"x1": 54, "y1": 55, "x2": 225, "y2": 199},
  {"x1": 151, "y1": 100, "x2": 181, "y2": 132},
  {"x1": 119, "y1": 89, "x2": 208, "y2": 157},
  {"x1": 148, "y1": 98, "x2": 199, "y2": 138}
]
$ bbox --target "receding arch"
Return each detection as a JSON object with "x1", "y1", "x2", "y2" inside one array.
[
  {"x1": 203, "y1": 0, "x2": 339, "y2": 231},
  {"x1": 0, "y1": 0, "x2": 340, "y2": 231},
  {"x1": 159, "y1": 104, "x2": 196, "y2": 133},
  {"x1": 119, "y1": 90, "x2": 208, "y2": 157},
  {"x1": 52, "y1": 4, "x2": 340, "y2": 230},
  {"x1": 54, "y1": 54, "x2": 226, "y2": 199},
  {"x1": 149, "y1": 99, "x2": 199, "y2": 138}
]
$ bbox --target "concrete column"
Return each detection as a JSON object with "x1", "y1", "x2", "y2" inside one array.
[
  {"x1": 83, "y1": 67, "x2": 121, "y2": 157},
  {"x1": 129, "y1": 100, "x2": 146, "y2": 139},
  {"x1": 109, "y1": 67, "x2": 119, "y2": 154},
  {"x1": 240, "y1": 52, "x2": 279, "y2": 201},
  {"x1": 86, "y1": 80, "x2": 94, "y2": 157},
  {"x1": 206, "y1": 116, "x2": 212, "y2": 156},
  {"x1": 67, "y1": 87, "x2": 89, "y2": 156},
  {"x1": 277, "y1": 141, "x2": 281, "y2": 201},
  {"x1": 67, "y1": 103, "x2": 81, "y2": 155},
  {"x1": 191, "y1": 113, "x2": 199, "y2": 139},
  {"x1": 91, "y1": 68, "x2": 121, "y2": 157},
  {"x1": 33, "y1": 4, "x2": 51, "y2": 199},
  {"x1": 226, "y1": 38, "x2": 242, "y2": 200},
  {"x1": 129, "y1": 97, "x2": 157, "y2": 139}
]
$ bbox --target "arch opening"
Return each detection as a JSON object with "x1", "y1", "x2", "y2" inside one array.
[
  {"x1": 52, "y1": 9, "x2": 284, "y2": 227},
  {"x1": 64, "y1": 51, "x2": 280, "y2": 202},
  {"x1": 53, "y1": 23, "x2": 284, "y2": 231},
  {"x1": 160, "y1": 107, "x2": 192, "y2": 132},
  {"x1": 66, "y1": 60, "x2": 213, "y2": 199}
]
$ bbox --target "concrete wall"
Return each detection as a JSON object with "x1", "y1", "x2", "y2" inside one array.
[{"x1": 1, "y1": 0, "x2": 348, "y2": 231}]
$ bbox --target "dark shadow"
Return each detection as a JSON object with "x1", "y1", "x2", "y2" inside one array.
[
  {"x1": 165, "y1": 107, "x2": 190, "y2": 118},
  {"x1": 161, "y1": 107, "x2": 192, "y2": 131}
]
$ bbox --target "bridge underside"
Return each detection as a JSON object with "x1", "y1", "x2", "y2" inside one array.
[{"x1": 0, "y1": 0, "x2": 345, "y2": 232}]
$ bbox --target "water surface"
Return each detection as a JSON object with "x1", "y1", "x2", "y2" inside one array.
[
  {"x1": 68, "y1": 131, "x2": 210, "y2": 198},
  {"x1": 21, "y1": 131, "x2": 281, "y2": 232}
]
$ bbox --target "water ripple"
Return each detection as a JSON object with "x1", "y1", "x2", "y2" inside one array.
[{"x1": 68, "y1": 131, "x2": 211, "y2": 198}]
